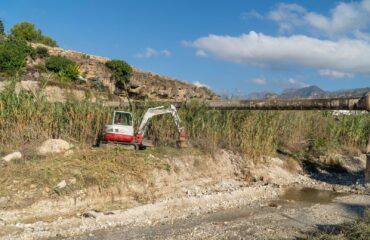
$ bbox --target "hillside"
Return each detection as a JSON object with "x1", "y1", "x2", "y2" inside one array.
[{"x1": 0, "y1": 43, "x2": 218, "y2": 102}]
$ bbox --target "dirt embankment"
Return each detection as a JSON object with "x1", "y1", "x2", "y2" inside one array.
[{"x1": 0, "y1": 147, "x2": 368, "y2": 240}]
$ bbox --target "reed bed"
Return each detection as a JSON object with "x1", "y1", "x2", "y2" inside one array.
[{"x1": 1, "y1": 82, "x2": 369, "y2": 159}]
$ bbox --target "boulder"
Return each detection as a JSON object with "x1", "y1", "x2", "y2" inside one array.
[
  {"x1": 37, "y1": 139, "x2": 73, "y2": 156},
  {"x1": 2, "y1": 152, "x2": 22, "y2": 162}
]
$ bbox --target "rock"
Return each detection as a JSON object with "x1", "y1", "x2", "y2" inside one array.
[
  {"x1": 82, "y1": 212, "x2": 97, "y2": 219},
  {"x1": 268, "y1": 202, "x2": 278, "y2": 208},
  {"x1": 56, "y1": 180, "x2": 67, "y2": 189},
  {"x1": 2, "y1": 152, "x2": 22, "y2": 162},
  {"x1": 37, "y1": 139, "x2": 73, "y2": 155}
]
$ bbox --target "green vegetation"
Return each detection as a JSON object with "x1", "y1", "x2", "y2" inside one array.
[
  {"x1": 45, "y1": 55, "x2": 80, "y2": 81},
  {"x1": 10, "y1": 22, "x2": 57, "y2": 47},
  {"x1": 0, "y1": 84, "x2": 369, "y2": 159},
  {"x1": 35, "y1": 46, "x2": 49, "y2": 58},
  {"x1": 307, "y1": 210, "x2": 370, "y2": 240},
  {"x1": 0, "y1": 38, "x2": 35, "y2": 74},
  {"x1": 0, "y1": 19, "x2": 5, "y2": 36},
  {"x1": 36, "y1": 35, "x2": 57, "y2": 47},
  {"x1": 105, "y1": 59, "x2": 132, "y2": 89}
]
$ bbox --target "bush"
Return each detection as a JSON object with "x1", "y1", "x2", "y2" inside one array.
[
  {"x1": 35, "y1": 46, "x2": 49, "y2": 58},
  {"x1": 0, "y1": 38, "x2": 35, "y2": 74},
  {"x1": 45, "y1": 56, "x2": 79, "y2": 81},
  {"x1": 37, "y1": 35, "x2": 57, "y2": 47},
  {"x1": 105, "y1": 60, "x2": 132, "y2": 89},
  {"x1": 10, "y1": 22, "x2": 58, "y2": 47}
]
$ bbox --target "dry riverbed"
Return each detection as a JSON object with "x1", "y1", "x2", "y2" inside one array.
[{"x1": 0, "y1": 147, "x2": 369, "y2": 240}]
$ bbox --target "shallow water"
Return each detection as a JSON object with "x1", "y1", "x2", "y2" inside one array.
[{"x1": 279, "y1": 187, "x2": 342, "y2": 204}]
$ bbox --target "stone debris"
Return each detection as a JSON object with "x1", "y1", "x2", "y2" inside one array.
[
  {"x1": 37, "y1": 139, "x2": 73, "y2": 156},
  {"x1": 2, "y1": 151, "x2": 22, "y2": 162}
]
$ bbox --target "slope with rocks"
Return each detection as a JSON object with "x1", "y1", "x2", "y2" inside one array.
[{"x1": 14, "y1": 43, "x2": 218, "y2": 102}]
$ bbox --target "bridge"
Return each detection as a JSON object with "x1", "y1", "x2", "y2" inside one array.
[{"x1": 106, "y1": 93, "x2": 370, "y2": 185}]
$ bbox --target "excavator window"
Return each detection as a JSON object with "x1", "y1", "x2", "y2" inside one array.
[{"x1": 113, "y1": 112, "x2": 132, "y2": 126}]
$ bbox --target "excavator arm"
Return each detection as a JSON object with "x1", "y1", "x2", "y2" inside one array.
[{"x1": 135, "y1": 105, "x2": 186, "y2": 146}]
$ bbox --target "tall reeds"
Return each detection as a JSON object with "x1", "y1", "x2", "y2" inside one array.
[{"x1": 1, "y1": 83, "x2": 369, "y2": 158}]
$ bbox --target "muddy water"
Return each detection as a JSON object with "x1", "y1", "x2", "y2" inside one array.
[{"x1": 279, "y1": 187, "x2": 343, "y2": 204}]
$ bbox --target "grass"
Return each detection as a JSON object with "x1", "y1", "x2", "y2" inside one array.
[
  {"x1": 0, "y1": 145, "x2": 193, "y2": 200},
  {"x1": 306, "y1": 209, "x2": 370, "y2": 240}
]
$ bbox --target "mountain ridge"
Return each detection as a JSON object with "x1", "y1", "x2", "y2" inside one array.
[{"x1": 243, "y1": 85, "x2": 370, "y2": 100}]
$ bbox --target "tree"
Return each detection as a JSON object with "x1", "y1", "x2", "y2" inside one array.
[
  {"x1": 10, "y1": 22, "x2": 58, "y2": 47},
  {"x1": 0, "y1": 19, "x2": 4, "y2": 36},
  {"x1": 10, "y1": 22, "x2": 40, "y2": 42}
]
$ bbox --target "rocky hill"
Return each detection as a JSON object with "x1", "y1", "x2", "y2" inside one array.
[
  {"x1": 244, "y1": 86, "x2": 370, "y2": 100},
  {"x1": 15, "y1": 43, "x2": 218, "y2": 102},
  {"x1": 280, "y1": 85, "x2": 326, "y2": 99}
]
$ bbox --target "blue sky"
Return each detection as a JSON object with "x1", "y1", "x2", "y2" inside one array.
[{"x1": 1, "y1": 0, "x2": 370, "y2": 96}]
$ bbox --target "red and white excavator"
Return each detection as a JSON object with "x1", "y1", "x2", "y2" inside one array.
[{"x1": 96, "y1": 104, "x2": 186, "y2": 149}]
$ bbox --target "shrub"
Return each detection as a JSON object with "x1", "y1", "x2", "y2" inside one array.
[
  {"x1": 45, "y1": 56, "x2": 79, "y2": 81},
  {"x1": 34, "y1": 63, "x2": 48, "y2": 73},
  {"x1": 35, "y1": 46, "x2": 49, "y2": 58},
  {"x1": 0, "y1": 38, "x2": 35, "y2": 74},
  {"x1": 59, "y1": 64, "x2": 80, "y2": 81},
  {"x1": 105, "y1": 60, "x2": 132, "y2": 89},
  {"x1": 37, "y1": 35, "x2": 57, "y2": 47},
  {"x1": 10, "y1": 22, "x2": 58, "y2": 47}
]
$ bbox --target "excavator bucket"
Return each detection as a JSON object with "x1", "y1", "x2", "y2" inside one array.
[{"x1": 176, "y1": 129, "x2": 188, "y2": 148}]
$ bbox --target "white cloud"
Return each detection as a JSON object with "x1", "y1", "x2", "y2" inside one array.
[
  {"x1": 250, "y1": 78, "x2": 267, "y2": 85},
  {"x1": 161, "y1": 49, "x2": 172, "y2": 57},
  {"x1": 190, "y1": 31, "x2": 370, "y2": 74},
  {"x1": 318, "y1": 69, "x2": 354, "y2": 79},
  {"x1": 305, "y1": 0, "x2": 370, "y2": 36},
  {"x1": 136, "y1": 48, "x2": 172, "y2": 58},
  {"x1": 285, "y1": 78, "x2": 308, "y2": 88},
  {"x1": 193, "y1": 81, "x2": 210, "y2": 89},
  {"x1": 354, "y1": 30, "x2": 370, "y2": 41},
  {"x1": 241, "y1": 10, "x2": 264, "y2": 20},
  {"x1": 196, "y1": 49, "x2": 208, "y2": 57},
  {"x1": 268, "y1": 0, "x2": 370, "y2": 37},
  {"x1": 268, "y1": 3, "x2": 307, "y2": 32},
  {"x1": 136, "y1": 48, "x2": 158, "y2": 58}
]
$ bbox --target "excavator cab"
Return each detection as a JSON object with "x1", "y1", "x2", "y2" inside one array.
[{"x1": 101, "y1": 111, "x2": 135, "y2": 143}]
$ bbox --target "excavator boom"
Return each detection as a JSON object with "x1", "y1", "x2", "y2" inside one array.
[{"x1": 135, "y1": 105, "x2": 186, "y2": 146}]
